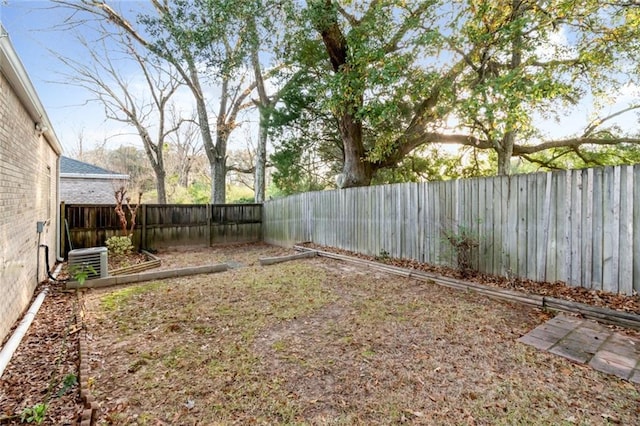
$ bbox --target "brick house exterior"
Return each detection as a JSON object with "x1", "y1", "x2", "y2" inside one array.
[
  {"x1": 0, "y1": 24, "x2": 63, "y2": 343},
  {"x1": 60, "y1": 156, "x2": 129, "y2": 204}
]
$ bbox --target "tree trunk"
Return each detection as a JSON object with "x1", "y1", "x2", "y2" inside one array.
[
  {"x1": 249, "y1": 28, "x2": 269, "y2": 203},
  {"x1": 185, "y1": 57, "x2": 226, "y2": 203},
  {"x1": 211, "y1": 157, "x2": 226, "y2": 204},
  {"x1": 495, "y1": 0, "x2": 522, "y2": 177},
  {"x1": 179, "y1": 159, "x2": 191, "y2": 188},
  {"x1": 254, "y1": 108, "x2": 268, "y2": 202},
  {"x1": 313, "y1": 0, "x2": 372, "y2": 188},
  {"x1": 154, "y1": 167, "x2": 167, "y2": 203},
  {"x1": 211, "y1": 126, "x2": 227, "y2": 203},
  {"x1": 337, "y1": 111, "x2": 371, "y2": 187},
  {"x1": 497, "y1": 132, "x2": 515, "y2": 176}
]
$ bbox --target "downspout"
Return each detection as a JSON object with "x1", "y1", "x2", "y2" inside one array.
[
  {"x1": 0, "y1": 263, "x2": 62, "y2": 379},
  {"x1": 55, "y1": 155, "x2": 63, "y2": 262}
]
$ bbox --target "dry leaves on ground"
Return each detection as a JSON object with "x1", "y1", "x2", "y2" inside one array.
[
  {"x1": 3, "y1": 243, "x2": 640, "y2": 425},
  {"x1": 0, "y1": 286, "x2": 81, "y2": 425},
  {"x1": 82, "y1": 249, "x2": 640, "y2": 425}
]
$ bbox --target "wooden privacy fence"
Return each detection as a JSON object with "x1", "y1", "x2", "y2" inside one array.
[
  {"x1": 263, "y1": 165, "x2": 639, "y2": 295},
  {"x1": 61, "y1": 203, "x2": 262, "y2": 256}
]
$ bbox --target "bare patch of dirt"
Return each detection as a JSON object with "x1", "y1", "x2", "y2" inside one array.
[
  {"x1": 302, "y1": 243, "x2": 640, "y2": 315},
  {"x1": 153, "y1": 242, "x2": 291, "y2": 271},
  {"x1": 81, "y1": 249, "x2": 639, "y2": 425}
]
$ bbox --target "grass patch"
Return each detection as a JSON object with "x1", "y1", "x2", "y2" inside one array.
[
  {"x1": 84, "y1": 250, "x2": 640, "y2": 425},
  {"x1": 100, "y1": 281, "x2": 166, "y2": 311}
]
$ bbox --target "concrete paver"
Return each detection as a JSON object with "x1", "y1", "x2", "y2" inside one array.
[{"x1": 518, "y1": 313, "x2": 640, "y2": 383}]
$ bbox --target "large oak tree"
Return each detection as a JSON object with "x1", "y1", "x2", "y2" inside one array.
[{"x1": 277, "y1": 0, "x2": 640, "y2": 187}]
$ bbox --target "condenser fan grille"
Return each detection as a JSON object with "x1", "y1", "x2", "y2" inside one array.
[{"x1": 68, "y1": 247, "x2": 108, "y2": 279}]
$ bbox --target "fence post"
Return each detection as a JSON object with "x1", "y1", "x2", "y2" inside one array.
[
  {"x1": 141, "y1": 204, "x2": 147, "y2": 250},
  {"x1": 207, "y1": 204, "x2": 213, "y2": 247}
]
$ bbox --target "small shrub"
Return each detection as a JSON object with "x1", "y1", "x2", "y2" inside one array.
[
  {"x1": 68, "y1": 263, "x2": 97, "y2": 286},
  {"x1": 56, "y1": 373, "x2": 78, "y2": 397},
  {"x1": 375, "y1": 249, "x2": 391, "y2": 262},
  {"x1": 21, "y1": 403, "x2": 47, "y2": 424},
  {"x1": 106, "y1": 235, "x2": 134, "y2": 256},
  {"x1": 443, "y1": 225, "x2": 479, "y2": 277}
]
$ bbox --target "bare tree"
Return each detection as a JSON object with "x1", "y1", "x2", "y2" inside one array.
[
  {"x1": 56, "y1": 32, "x2": 185, "y2": 203},
  {"x1": 54, "y1": 0, "x2": 265, "y2": 203},
  {"x1": 166, "y1": 114, "x2": 203, "y2": 188}
]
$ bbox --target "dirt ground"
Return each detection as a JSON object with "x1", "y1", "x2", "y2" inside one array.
[{"x1": 1, "y1": 243, "x2": 639, "y2": 425}]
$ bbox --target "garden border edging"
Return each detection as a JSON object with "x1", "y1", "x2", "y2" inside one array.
[
  {"x1": 66, "y1": 264, "x2": 229, "y2": 290},
  {"x1": 109, "y1": 250, "x2": 162, "y2": 276},
  {"x1": 76, "y1": 291, "x2": 99, "y2": 426}
]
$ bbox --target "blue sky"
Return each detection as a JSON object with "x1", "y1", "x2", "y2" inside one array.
[
  {"x1": 1, "y1": 0, "x2": 259, "y2": 158},
  {"x1": 1, "y1": 1, "x2": 156, "y2": 155}
]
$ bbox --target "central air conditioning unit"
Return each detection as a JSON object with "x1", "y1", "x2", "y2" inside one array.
[{"x1": 68, "y1": 247, "x2": 108, "y2": 279}]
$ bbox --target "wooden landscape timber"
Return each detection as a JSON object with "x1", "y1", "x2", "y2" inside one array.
[
  {"x1": 109, "y1": 250, "x2": 162, "y2": 276},
  {"x1": 259, "y1": 251, "x2": 318, "y2": 266},
  {"x1": 66, "y1": 263, "x2": 228, "y2": 290}
]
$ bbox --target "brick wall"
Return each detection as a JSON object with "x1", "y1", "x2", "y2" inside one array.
[
  {"x1": 0, "y1": 72, "x2": 59, "y2": 344},
  {"x1": 61, "y1": 177, "x2": 126, "y2": 204}
]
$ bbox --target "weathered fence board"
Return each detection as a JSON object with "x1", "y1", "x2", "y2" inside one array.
[
  {"x1": 264, "y1": 165, "x2": 639, "y2": 295},
  {"x1": 62, "y1": 203, "x2": 262, "y2": 256}
]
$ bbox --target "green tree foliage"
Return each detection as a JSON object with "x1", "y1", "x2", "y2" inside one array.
[
  {"x1": 56, "y1": 0, "x2": 640, "y2": 196},
  {"x1": 452, "y1": 0, "x2": 640, "y2": 174},
  {"x1": 268, "y1": 0, "x2": 640, "y2": 192}
]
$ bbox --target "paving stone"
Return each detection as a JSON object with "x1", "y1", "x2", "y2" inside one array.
[
  {"x1": 549, "y1": 342, "x2": 593, "y2": 364},
  {"x1": 546, "y1": 314, "x2": 583, "y2": 329},
  {"x1": 520, "y1": 313, "x2": 640, "y2": 383},
  {"x1": 578, "y1": 319, "x2": 610, "y2": 332},
  {"x1": 518, "y1": 333, "x2": 556, "y2": 351},
  {"x1": 603, "y1": 334, "x2": 640, "y2": 353},
  {"x1": 593, "y1": 349, "x2": 637, "y2": 369},
  {"x1": 589, "y1": 354, "x2": 633, "y2": 380},
  {"x1": 572, "y1": 324, "x2": 611, "y2": 341},
  {"x1": 527, "y1": 323, "x2": 573, "y2": 341},
  {"x1": 600, "y1": 340, "x2": 640, "y2": 360},
  {"x1": 561, "y1": 331, "x2": 607, "y2": 354}
]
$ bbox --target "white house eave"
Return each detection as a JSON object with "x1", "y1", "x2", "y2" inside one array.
[
  {"x1": 61, "y1": 173, "x2": 130, "y2": 180},
  {"x1": 0, "y1": 23, "x2": 63, "y2": 155}
]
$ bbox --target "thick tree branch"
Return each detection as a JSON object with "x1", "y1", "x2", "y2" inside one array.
[
  {"x1": 513, "y1": 137, "x2": 640, "y2": 155},
  {"x1": 226, "y1": 164, "x2": 255, "y2": 174},
  {"x1": 313, "y1": 0, "x2": 347, "y2": 72}
]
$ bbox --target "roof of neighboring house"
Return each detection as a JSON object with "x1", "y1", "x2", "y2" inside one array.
[
  {"x1": 60, "y1": 156, "x2": 129, "y2": 180},
  {"x1": 0, "y1": 22, "x2": 62, "y2": 155}
]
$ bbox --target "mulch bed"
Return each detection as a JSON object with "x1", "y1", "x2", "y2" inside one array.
[
  {"x1": 0, "y1": 252, "x2": 150, "y2": 425},
  {"x1": 0, "y1": 284, "x2": 81, "y2": 425}
]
